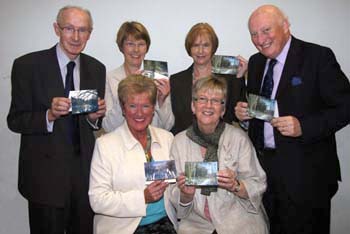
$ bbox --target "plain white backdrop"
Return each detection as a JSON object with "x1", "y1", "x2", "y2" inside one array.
[{"x1": 0, "y1": 0, "x2": 349, "y2": 233}]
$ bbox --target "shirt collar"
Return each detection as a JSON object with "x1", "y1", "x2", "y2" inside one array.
[
  {"x1": 274, "y1": 36, "x2": 292, "y2": 65},
  {"x1": 56, "y1": 43, "x2": 80, "y2": 69},
  {"x1": 121, "y1": 122, "x2": 162, "y2": 150}
]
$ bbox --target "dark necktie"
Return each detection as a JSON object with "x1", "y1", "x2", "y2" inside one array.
[
  {"x1": 260, "y1": 59, "x2": 277, "y2": 98},
  {"x1": 256, "y1": 59, "x2": 277, "y2": 150},
  {"x1": 65, "y1": 61, "x2": 75, "y2": 97},
  {"x1": 65, "y1": 61, "x2": 80, "y2": 149}
]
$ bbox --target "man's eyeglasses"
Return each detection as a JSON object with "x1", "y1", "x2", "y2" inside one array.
[
  {"x1": 193, "y1": 96, "x2": 225, "y2": 106},
  {"x1": 58, "y1": 25, "x2": 91, "y2": 37}
]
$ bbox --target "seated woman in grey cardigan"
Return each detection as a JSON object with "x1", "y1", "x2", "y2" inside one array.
[{"x1": 169, "y1": 76, "x2": 268, "y2": 234}]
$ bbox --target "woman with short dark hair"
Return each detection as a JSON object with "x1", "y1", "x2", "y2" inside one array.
[
  {"x1": 103, "y1": 21, "x2": 173, "y2": 133},
  {"x1": 170, "y1": 22, "x2": 247, "y2": 135}
]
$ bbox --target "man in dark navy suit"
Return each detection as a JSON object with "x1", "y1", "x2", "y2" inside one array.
[
  {"x1": 7, "y1": 5, "x2": 106, "y2": 234},
  {"x1": 235, "y1": 4, "x2": 350, "y2": 234}
]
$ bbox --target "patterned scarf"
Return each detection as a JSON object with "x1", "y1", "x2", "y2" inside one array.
[{"x1": 186, "y1": 120, "x2": 225, "y2": 195}]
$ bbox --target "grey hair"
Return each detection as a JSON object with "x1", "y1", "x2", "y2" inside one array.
[
  {"x1": 248, "y1": 4, "x2": 290, "y2": 28},
  {"x1": 56, "y1": 5, "x2": 93, "y2": 29}
]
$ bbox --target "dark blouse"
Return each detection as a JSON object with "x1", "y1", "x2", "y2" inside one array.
[{"x1": 170, "y1": 64, "x2": 245, "y2": 135}]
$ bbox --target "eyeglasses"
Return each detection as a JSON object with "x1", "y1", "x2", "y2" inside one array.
[
  {"x1": 124, "y1": 41, "x2": 147, "y2": 49},
  {"x1": 58, "y1": 24, "x2": 91, "y2": 37},
  {"x1": 193, "y1": 96, "x2": 225, "y2": 106}
]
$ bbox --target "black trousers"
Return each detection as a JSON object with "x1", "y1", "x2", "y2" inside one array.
[
  {"x1": 134, "y1": 216, "x2": 176, "y2": 234},
  {"x1": 28, "y1": 156, "x2": 93, "y2": 234},
  {"x1": 258, "y1": 148, "x2": 333, "y2": 234}
]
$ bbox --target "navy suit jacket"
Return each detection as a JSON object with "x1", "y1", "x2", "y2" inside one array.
[
  {"x1": 247, "y1": 37, "x2": 350, "y2": 204},
  {"x1": 7, "y1": 46, "x2": 106, "y2": 206}
]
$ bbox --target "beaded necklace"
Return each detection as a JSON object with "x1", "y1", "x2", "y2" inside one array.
[{"x1": 144, "y1": 129, "x2": 152, "y2": 162}]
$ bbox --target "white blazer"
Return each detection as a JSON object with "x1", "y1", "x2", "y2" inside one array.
[{"x1": 89, "y1": 122, "x2": 177, "y2": 234}]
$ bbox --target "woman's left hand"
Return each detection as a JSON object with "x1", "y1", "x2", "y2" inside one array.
[
  {"x1": 236, "y1": 55, "x2": 248, "y2": 78},
  {"x1": 217, "y1": 168, "x2": 239, "y2": 192},
  {"x1": 144, "y1": 180, "x2": 168, "y2": 203},
  {"x1": 154, "y1": 78, "x2": 170, "y2": 108},
  {"x1": 218, "y1": 168, "x2": 248, "y2": 198}
]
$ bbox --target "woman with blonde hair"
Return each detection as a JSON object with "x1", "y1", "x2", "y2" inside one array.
[{"x1": 90, "y1": 75, "x2": 177, "y2": 234}]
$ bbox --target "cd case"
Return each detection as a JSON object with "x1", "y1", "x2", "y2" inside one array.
[
  {"x1": 185, "y1": 161, "x2": 218, "y2": 186},
  {"x1": 142, "y1": 59, "x2": 168, "y2": 79},
  {"x1": 69, "y1": 89, "x2": 98, "y2": 114},
  {"x1": 144, "y1": 160, "x2": 177, "y2": 185},
  {"x1": 211, "y1": 55, "x2": 239, "y2": 75},
  {"x1": 247, "y1": 93, "x2": 276, "y2": 121}
]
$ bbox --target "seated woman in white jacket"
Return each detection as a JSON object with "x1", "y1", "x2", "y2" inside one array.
[
  {"x1": 89, "y1": 75, "x2": 177, "y2": 234},
  {"x1": 169, "y1": 76, "x2": 268, "y2": 234}
]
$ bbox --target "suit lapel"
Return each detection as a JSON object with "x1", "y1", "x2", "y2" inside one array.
[
  {"x1": 248, "y1": 55, "x2": 266, "y2": 95},
  {"x1": 46, "y1": 46, "x2": 65, "y2": 102},
  {"x1": 276, "y1": 37, "x2": 303, "y2": 99},
  {"x1": 184, "y1": 65, "x2": 194, "y2": 107},
  {"x1": 79, "y1": 54, "x2": 90, "y2": 90}
]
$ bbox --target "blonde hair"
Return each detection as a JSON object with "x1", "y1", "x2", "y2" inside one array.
[
  {"x1": 192, "y1": 76, "x2": 227, "y2": 104},
  {"x1": 118, "y1": 75, "x2": 157, "y2": 107}
]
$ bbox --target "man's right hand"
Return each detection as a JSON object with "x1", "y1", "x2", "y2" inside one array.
[{"x1": 48, "y1": 97, "x2": 71, "y2": 121}]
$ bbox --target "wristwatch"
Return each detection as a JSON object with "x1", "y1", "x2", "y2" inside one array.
[{"x1": 233, "y1": 180, "x2": 241, "y2": 193}]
